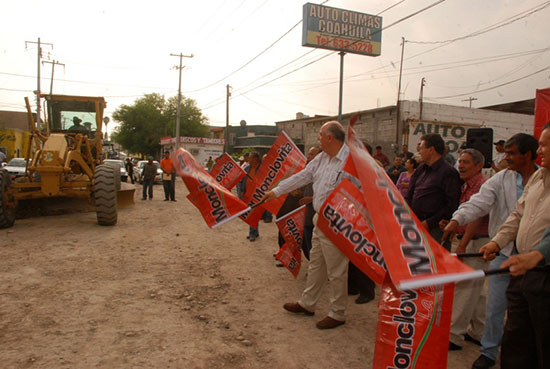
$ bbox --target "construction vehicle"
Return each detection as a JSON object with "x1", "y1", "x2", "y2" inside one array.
[{"x1": 0, "y1": 94, "x2": 135, "y2": 229}]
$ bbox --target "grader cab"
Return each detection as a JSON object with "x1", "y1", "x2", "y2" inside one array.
[{"x1": 0, "y1": 94, "x2": 134, "y2": 229}]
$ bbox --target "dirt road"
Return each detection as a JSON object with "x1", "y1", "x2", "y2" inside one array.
[{"x1": 1, "y1": 181, "x2": 480, "y2": 368}]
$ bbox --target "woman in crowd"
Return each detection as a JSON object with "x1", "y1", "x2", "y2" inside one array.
[{"x1": 396, "y1": 158, "x2": 418, "y2": 197}]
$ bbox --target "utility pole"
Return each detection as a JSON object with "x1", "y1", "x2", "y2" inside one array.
[
  {"x1": 462, "y1": 97, "x2": 478, "y2": 108},
  {"x1": 42, "y1": 60, "x2": 65, "y2": 96},
  {"x1": 170, "y1": 52, "x2": 194, "y2": 150},
  {"x1": 337, "y1": 51, "x2": 345, "y2": 123},
  {"x1": 225, "y1": 84, "x2": 231, "y2": 153},
  {"x1": 395, "y1": 37, "x2": 405, "y2": 145},
  {"x1": 419, "y1": 77, "x2": 426, "y2": 120},
  {"x1": 42, "y1": 60, "x2": 64, "y2": 134},
  {"x1": 25, "y1": 38, "x2": 53, "y2": 130}
]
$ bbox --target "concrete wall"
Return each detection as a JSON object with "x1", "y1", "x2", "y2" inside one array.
[
  {"x1": 401, "y1": 100, "x2": 533, "y2": 142},
  {"x1": 277, "y1": 120, "x2": 306, "y2": 143},
  {"x1": 294, "y1": 101, "x2": 533, "y2": 163}
]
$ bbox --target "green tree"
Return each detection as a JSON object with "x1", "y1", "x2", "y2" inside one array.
[{"x1": 111, "y1": 93, "x2": 209, "y2": 157}]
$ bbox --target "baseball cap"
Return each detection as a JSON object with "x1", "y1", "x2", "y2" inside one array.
[{"x1": 494, "y1": 140, "x2": 505, "y2": 145}]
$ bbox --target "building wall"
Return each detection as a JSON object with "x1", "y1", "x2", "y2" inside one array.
[
  {"x1": 289, "y1": 100, "x2": 534, "y2": 164},
  {"x1": 401, "y1": 100, "x2": 533, "y2": 143},
  {"x1": 277, "y1": 120, "x2": 305, "y2": 143},
  {"x1": 0, "y1": 111, "x2": 32, "y2": 131},
  {"x1": 0, "y1": 128, "x2": 31, "y2": 160}
]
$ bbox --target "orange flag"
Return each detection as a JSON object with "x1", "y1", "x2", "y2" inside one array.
[
  {"x1": 275, "y1": 205, "x2": 306, "y2": 278},
  {"x1": 346, "y1": 118, "x2": 483, "y2": 290},
  {"x1": 208, "y1": 153, "x2": 246, "y2": 191},
  {"x1": 374, "y1": 274, "x2": 454, "y2": 369},
  {"x1": 240, "y1": 131, "x2": 306, "y2": 228},
  {"x1": 172, "y1": 148, "x2": 250, "y2": 229}
]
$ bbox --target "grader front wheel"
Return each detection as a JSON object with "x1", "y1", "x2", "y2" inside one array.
[{"x1": 94, "y1": 165, "x2": 117, "y2": 226}]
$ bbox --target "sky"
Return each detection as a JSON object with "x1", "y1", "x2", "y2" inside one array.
[{"x1": 1, "y1": 0, "x2": 549, "y2": 137}]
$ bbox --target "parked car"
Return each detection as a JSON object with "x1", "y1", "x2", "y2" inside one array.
[
  {"x1": 134, "y1": 160, "x2": 162, "y2": 184},
  {"x1": 103, "y1": 159, "x2": 129, "y2": 182},
  {"x1": 4, "y1": 158, "x2": 28, "y2": 180}
]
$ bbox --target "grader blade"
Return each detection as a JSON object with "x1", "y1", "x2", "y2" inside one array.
[{"x1": 117, "y1": 182, "x2": 135, "y2": 208}]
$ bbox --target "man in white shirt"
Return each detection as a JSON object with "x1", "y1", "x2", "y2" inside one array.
[
  {"x1": 442, "y1": 133, "x2": 539, "y2": 369},
  {"x1": 262, "y1": 121, "x2": 349, "y2": 330}
]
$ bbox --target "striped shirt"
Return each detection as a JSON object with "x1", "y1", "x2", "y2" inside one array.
[{"x1": 273, "y1": 144, "x2": 349, "y2": 212}]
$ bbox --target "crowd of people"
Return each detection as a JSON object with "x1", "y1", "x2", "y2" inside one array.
[
  {"x1": 144, "y1": 121, "x2": 549, "y2": 368},
  {"x1": 252, "y1": 121, "x2": 549, "y2": 369}
]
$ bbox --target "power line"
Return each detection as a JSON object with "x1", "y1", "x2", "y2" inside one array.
[
  {"x1": 233, "y1": 1, "x2": 446, "y2": 96},
  {"x1": 186, "y1": 19, "x2": 303, "y2": 93},
  {"x1": 186, "y1": 0, "x2": 342, "y2": 93},
  {"x1": 426, "y1": 65, "x2": 550, "y2": 99},
  {"x1": 407, "y1": 1, "x2": 550, "y2": 45},
  {"x1": 0, "y1": 71, "x2": 176, "y2": 91},
  {"x1": 199, "y1": 0, "x2": 445, "y2": 110}
]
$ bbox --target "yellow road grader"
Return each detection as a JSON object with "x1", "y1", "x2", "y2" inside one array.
[{"x1": 0, "y1": 94, "x2": 134, "y2": 229}]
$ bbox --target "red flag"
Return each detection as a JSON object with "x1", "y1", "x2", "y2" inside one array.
[
  {"x1": 240, "y1": 131, "x2": 306, "y2": 227},
  {"x1": 317, "y1": 179, "x2": 387, "y2": 285},
  {"x1": 535, "y1": 88, "x2": 550, "y2": 140},
  {"x1": 373, "y1": 274, "x2": 454, "y2": 369},
  {"x1": 535, "y1": 88, "x2": 550, "y2": 166},
  {"x1": 275, "y1": 205, "x2": 306, "y2": 278},
  {"x1": 346, "y1": 123, "x2": 483, "y2": 290},
  {"x1": 171, "y1": 148, "x2": 250, "y2": 229},
  {"x1": 208, "y1": 153, "x2": 246, "y2": 191}
]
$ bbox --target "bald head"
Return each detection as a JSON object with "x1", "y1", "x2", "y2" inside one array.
[{"x1": 319, "y1": 121, "x2": 345, "y2": 157}]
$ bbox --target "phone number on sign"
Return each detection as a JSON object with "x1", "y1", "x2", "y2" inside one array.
[{"x1": 316, "y1": 35, "x2": 374, "y2": 53}]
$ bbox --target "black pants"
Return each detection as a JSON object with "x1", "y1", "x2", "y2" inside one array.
[
  {"x1": 429, "y1": 225, "x2": 451, "y2": 251},
  {"x1": 348, "y1": 262, "x2": 375, "y2": 299},
  {"x1": 501, "y1": 266, "x2": 550, "y2": 369},
  {"x1": 302, "y1": 225, "x2": 314, "y2": 261},
  {"x1": 162, "y1": 174, "x2": 175, "y2": 200},
  {"x1": 142, "y1": 179, "x2": 153, "y2": 199}
]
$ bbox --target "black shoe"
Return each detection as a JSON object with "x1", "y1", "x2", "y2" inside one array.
[
  {"x1": 464, "y1": 333, "x2": 481, "y2": 346},
  {"x1": 171, "y1": 199, "x2": 177, "y2": 201},
  {"x1": 348, "y1": 288, "x2": 359, "y2": 296},
  {"x1": 471, "y1": 354, "x2": 495, "y2": 369},
  {"x1": 164, "y1": 199, "x2": 169, "y2": 201},
  {"x1": 141, "y1": 198, "x2": 146, "y2": 200},
  {"x1": 448, "y1": 342, "x2": 462, "y2": 351},
  {"x1": 355, "y1": 295, "x2": 374, "y2": 304}
]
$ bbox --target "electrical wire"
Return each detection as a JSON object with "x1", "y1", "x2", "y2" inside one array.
[
  {"x1": 407, "y1": 1, "x2": 550, "y2": 45},
  {"x1": 426, "y1": 65, "x2": 550, "y2": 99},
  {"x1": 232, "y1": 0, "x2": 446, "y2": 97}
]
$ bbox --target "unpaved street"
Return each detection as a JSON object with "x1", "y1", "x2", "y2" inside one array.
[{"x1": 1, "y1": 181, "x2": 480, "y2": 368}]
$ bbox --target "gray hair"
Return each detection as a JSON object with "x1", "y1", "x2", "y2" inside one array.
[
  {"x1": 324, "y1": 121, "x2": 345, "y2": 142},
  {"x1": 461, "y1": 148, "x2": 485, "y2": 166}
]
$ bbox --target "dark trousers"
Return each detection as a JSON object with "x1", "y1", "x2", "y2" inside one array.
[
  {"x1": 142, "y1": 178, "x2": 153, "y2": 199},
  {"x1": 162, "y1": 174, "x2": 175, "y2": 200},
  {"x1": 302, "y1": 225, "x2": 314, "y2": 260},
  {"x1": 429, "y1": 225, "x2": 451, "y2": 251},
  {"x1": 501, "y1": 267, "x2": 550, "y2": 369},
  {"x1": 348, "y1": 262, "x2": 375, "y2": 299}
]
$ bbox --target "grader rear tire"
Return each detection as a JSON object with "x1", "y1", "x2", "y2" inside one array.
[
  {"x1": 94, "y1": 165, "x2": 117, "y2": 226},
  {"x1": 0, "y1": 169, "x2": 15, "y2": 229}
]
